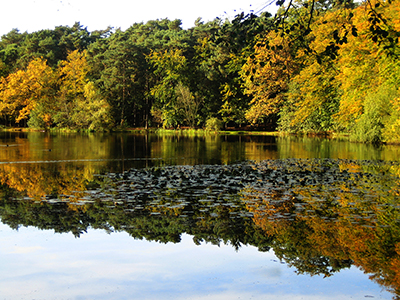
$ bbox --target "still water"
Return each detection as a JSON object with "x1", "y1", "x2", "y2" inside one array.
[{"x1": 0, "y1": 131, "x2": 399, "y2": 299}]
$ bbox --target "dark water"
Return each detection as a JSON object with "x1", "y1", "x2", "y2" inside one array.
[{"x1": 0, "y1": 131, "x2": 399, "y2": 299}]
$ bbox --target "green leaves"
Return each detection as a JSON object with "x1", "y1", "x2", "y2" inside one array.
[{"x1": 0, "y1": 0, "x2": 399, "y2": 136}]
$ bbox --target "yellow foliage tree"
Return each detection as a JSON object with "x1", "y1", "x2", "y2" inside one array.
[
  {"x1": 282, "y1": 8, "x2": 351, "y2": 132},
  {"x1": 54, "y1": 50, "x2": 90, "y2": 127},
  {"x1": 0, "y1": 57, "x2": 55, "y2": 125},
  {"x1": 71, "y1": 81, "x2": 113, "y2": 130},
  {"x1": 335, "y1": 0, "x2": 400, "y2": 130},
  {"x1": 53, "y1": 50, "x2": 112, "y2": 130},
  {"x1": 58, "y1": 50, "x2": 89, "y2": 94},
  {"x1": 241, "y1": 32, "x2": 298, "y2": 124},
  {"x1": 0, "y1": 50, "x2": 112, "y2": 130}
]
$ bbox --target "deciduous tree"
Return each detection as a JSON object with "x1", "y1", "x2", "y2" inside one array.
[{"x1": 0, "y1": 57, "x2": 56, "y2": 126}]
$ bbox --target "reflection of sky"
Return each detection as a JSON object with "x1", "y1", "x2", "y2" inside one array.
[{"x1": 0, "y1": 223, "x2": 392, "y2": 300}]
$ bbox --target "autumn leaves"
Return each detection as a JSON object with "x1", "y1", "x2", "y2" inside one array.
[
  {"x1": 246, "y1": 0, "x2": 400, "y2": 141},
  {"x1": 0, "y1": 0, "x2": 399, "y2": 138},
  {"x1": 0, "y1": 50, "x2": 112, "y2": 130}
]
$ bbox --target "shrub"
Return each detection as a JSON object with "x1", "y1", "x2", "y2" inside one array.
[{"x1": 205, "y1": 117, "x2": 222, "y2": 131}]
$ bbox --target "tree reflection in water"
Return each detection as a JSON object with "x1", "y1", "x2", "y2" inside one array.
[{"x1": 1, "y1": 158, "x2": 400, "y2": 297}]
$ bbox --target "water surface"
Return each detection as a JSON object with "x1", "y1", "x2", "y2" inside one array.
[{"x1": 0, "y1": 131, "x2": 399, "y2": 299}]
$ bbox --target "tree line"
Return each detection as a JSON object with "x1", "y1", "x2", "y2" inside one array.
[{"x1": 0, "y1": 0, "x2": 399, "y2": 142}]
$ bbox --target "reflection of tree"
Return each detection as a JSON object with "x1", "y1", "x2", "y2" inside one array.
[
  {"x1": 0, "y1": 183, "x2": 270, "y2": 249},
  {"x1": 0, "y1": 132, "x2": 152, "y2": 202},
  {"x1": 242, "y1": 186, "x2": 352, "y2": 277},
  {"x1": 244, "y1": 160, "x2": 400, "y2": 296},
  {"x1": 0, "y1": 164, "x2": 90, "y2": 200},
  {"x1": 1, "y1": 159, "x2": 400, "y2": 297},
  {"x1": 151, "y1": 134, "x2": 279, "y2": 165}
]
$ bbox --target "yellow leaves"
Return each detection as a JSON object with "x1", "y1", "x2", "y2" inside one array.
[
  {"x1": 0, "y1": 57, "x2": 56, "y2": 122},
  {"x1": 288, "y1": 59, "x2": 338, "y2": 128},
  {"x1": 58, "y1": 50, "x2": 89, "y2": 95},
  {"x1": 83, "y1": 81, "x2": 97, "y2": 99},
  {"x1": 0, "y1": 50, "x2": 113, "y2": 130},
  {"x1": 392, "y1": 2, "x2": 400, "y2": 32},
  {"x1": 381, "y1": 89, "x2": 400, "y2": 143},
  {"x1": 245, "y1": 100, "x2": 280, "y2": 124},
  {"x1": 149, "y1": 49, "x2": 186, "y2": 76},
  {"x1": 243, "y1": 0, "x2": 400, "y2": 134},
  {"x1": 390, "y1": 93, "x2": 400, "y2": 115},
  {"x1": 309, "y1": 9, "x2": 351, "y2": 54},
  {"x1": 55, "y1": 50, "x2": 91, "y2": 126},
  {"x1": 332, "y1": 0, "x2": 400, "y2": 129},
  {"x1": 241, "y1": 32, "x2": 298, "y2": 124},
  {"x1": 194, "y1": 37, "x2": 212, "y2": 60},
  {"x1": 42, "y1": 113, "x2": 52, "y2": 125},
  {"x1": 70, "y1": 81, "x2": 112, "y2": 130}
]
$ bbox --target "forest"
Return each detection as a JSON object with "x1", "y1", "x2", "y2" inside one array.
[{"x1": 0, "y1": 0, "x2": 399, "y2": 143}]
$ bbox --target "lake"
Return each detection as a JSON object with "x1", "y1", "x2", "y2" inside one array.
[{"x1": 0, "y1": 131, "x2": 399, "y2": 300}]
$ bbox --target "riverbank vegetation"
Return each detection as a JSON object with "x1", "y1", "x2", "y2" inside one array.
[{"x1": 0, "y1": 0, "x2": 399, "y2": 142}]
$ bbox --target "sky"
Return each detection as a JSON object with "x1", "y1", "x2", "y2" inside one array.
[
  {"x1": 0, "y1": 224, "x2": 392, "y2": 299},
  {"x1": 0, "y1": 0, "x2": 275, "y2": 36}
]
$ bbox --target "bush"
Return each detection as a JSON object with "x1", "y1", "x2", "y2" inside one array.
[
  {"x1": 27, "y1": 104, "x2": 53, "y2": 130},
  {"x1": 205, "y1": 117, "x2": 222, "y2": 131}
]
